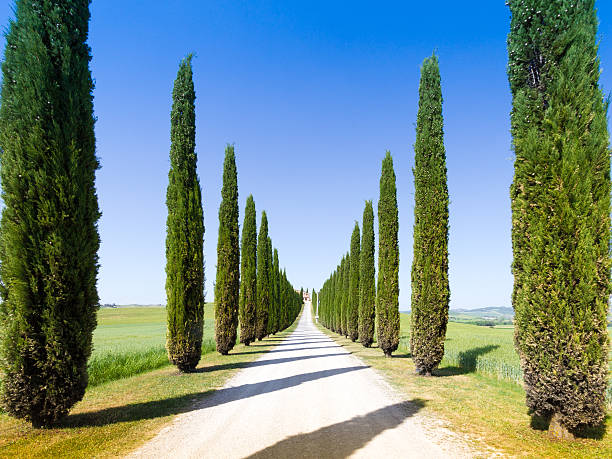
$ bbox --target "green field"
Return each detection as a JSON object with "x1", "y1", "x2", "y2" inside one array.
[
  {"x1": 397, "y1": 313, "x2": 612, "y2": 404},
  {"x1": 88, "y1": 305, "x2": 216, "y2": 386}
]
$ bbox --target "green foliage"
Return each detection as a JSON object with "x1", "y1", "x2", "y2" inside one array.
[
  {"x1": 343, "y1": 253, "x2": 350, "y2": 338},
  {"x1": 165, "y1": 55, "x2": 205, "y2": 372},
  {"x1": 410, "y1": 54, "x2": 450, "y2": 376},
  {"x1": 508, "y1": 0, "x2": 610, "y2": 430},
  {"x1": 266, "y1": 236, "x2": 274, "y2": 334},
  {"x1": 214, "y1": 145, "x2": 240, "y2": 355},
  {"x1": 256, "y1": 211, "x2": 271, "y2": 340},
  {"x1": 336, "y1": 255, "x2": 347, "y2": 335},
  {"x1": 0, "y1": 0, "x2": 101, "y2": 427},
  {"x1": 377, "y1": 152, "x2": 400, "y2": 357},
  {"x1": 269, "y1": 247, "x2": 280, "y2": 335},
  {"x1": 348, "y1": 223, "x2": 360, "y2": 342},
  {"x1": 239, "y1": 195, "x2": 257, "y2": 345},
  {"x1": 359, "y1": 201, "x2": 376, "y2": 347}
]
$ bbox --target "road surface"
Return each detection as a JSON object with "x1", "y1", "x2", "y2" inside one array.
[{"x1": 129, "y1": 303, "x2": 476, "y2": 458}]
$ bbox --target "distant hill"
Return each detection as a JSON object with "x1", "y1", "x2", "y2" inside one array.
[
  {"x1": 450, "y1": 307, "x2": 514, "y2": 321},
  {"x1": 100, "y1": 303, "x2": 165, "y2": 308}
]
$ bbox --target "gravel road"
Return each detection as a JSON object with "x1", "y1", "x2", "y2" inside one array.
[{"x1": 129, "y1": 303, "x2": 477, "y2": 458}]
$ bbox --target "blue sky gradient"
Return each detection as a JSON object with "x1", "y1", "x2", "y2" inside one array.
[{"x1": 1, "y1": 1, "x2": 611, "y2": 309}]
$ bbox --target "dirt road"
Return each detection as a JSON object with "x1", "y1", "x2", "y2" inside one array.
[{"x1": 129, "y1": 303, "x2": 475, "y2": 458}]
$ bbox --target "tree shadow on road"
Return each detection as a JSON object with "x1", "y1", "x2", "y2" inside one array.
[
  {"x1": 230, "y1": 345, "x2": 339, "y2": 356},
  {"x1": 62, "y1": 366, "x2": 369, "y2": 428},
  {"x1": 434, "y1": 345, "x2": 499, "y2": 376},
  {"x1": 195, "y1": 353, "x2": 348, "y2": 373},
  {"x1": 245, "y1": 399, "x2": 427, "y2": 458},
  {"x1": 273, "y1": 340, "x2": 332, "y2": 347}
]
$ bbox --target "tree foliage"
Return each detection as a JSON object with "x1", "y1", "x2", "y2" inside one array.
[
  {"x1": 0, "y1": 0, "x2": 101, "y2": 427},
  {"x1": 508, "y1": 0, "x2": 610, "y2": 433},
  {"x1": 165, "y1": 55, "x2": 205, "y2": 371},
  {"x1": 256, "y1": 211, "x2": 271, "y2": 340},
  {"x1": 239, "y1": 195, "x2": 257, "y2": 346},
  {"x1": 410, "y1": 54, "x2": 450, "y2": 376},
  {"x1": 359, "y1": 201, "x2": 376, "y2": 348},
  {"x1": 347, "y1": 223, "x2": 360, "y2": 342},
  {"x1": 215, "y1": 145, "x2": 239, "y2": 355},
  {"x1": 377, "y1": 152, "x2": 400, "y2": 357}
]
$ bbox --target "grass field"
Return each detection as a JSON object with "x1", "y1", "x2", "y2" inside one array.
[
  {"x1": 399, "y1": 314, "x2": 612, "y2": 403},
  {"x1": 0, "y1": 306, "x2": 302, "y2": 458},
  {"x1": 318, "y1": 315, "x2": 612, "y2": 458},
  {"x1": 88, "y1": 305, "x2": 216, "y2": 386}
]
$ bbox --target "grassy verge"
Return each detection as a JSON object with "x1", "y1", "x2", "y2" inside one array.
[
  {"x1": 316, "y1": 321, "x2": 611, "y2": 458},
  {"x1": 0, "y1": 311, "x2": 302, "y2": 458}
]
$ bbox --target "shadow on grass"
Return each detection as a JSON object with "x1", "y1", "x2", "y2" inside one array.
[
  {"x1": 434, "y1": 345, "x2": 499, "y2": 376},
  {"x1": 245, "y1": 399, "x2": 427, "y2": 458},
  {"x1": 530, "y1": 413, "x2": 607, "y2": 440},
  {"x1": 195, "y1": 353, "x2": 348, "y2": 373},
  {"x1": 61, "y1": 366, "x2": 368, "y2": 428}
]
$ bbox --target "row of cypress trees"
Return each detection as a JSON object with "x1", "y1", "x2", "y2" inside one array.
[
  {"x1": 319, "y1": 0, "x2": 612, "y2": 437},
  {"x1": 318, "y1": 153, "x2": 398, "y2": 357},
  {"x1": 165, "y1": 58, "x2": 304, "y2": 362},
  {"x1": 0, "y1": 0, "x2": 302, "y2": 425},
  {"x1": 214, "y1": 146, "x2": 302, "y2": 355}
]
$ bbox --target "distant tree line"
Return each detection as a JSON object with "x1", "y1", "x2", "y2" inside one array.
[
  {"x1": 317, "y1": 152, "x2": 398, "y2": 357},
  {"x1": 215, "y1": 146, "x2": 302, "y2": 355}
]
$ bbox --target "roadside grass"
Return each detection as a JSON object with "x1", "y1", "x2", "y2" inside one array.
[
  {"x1": 316, "y1": 315, "x2": 611, "y2": 458},
  {"x1": 87, "y1": 304, "x2": 216, "y2": 386},
  {"x1": 0, "y1": 309, "x2": 301, "y2": 458}
]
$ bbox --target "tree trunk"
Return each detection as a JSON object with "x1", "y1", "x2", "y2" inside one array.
[{"x1": 548, "y1": 413, "x2": 574, "y2": 441}]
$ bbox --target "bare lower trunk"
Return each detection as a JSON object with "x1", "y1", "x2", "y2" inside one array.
[{"x1": 548, "y1": 412, "x2": 574, "y2": 441}]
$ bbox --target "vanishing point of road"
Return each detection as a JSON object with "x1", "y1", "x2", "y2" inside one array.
[{"x1": 130, "y1": 303, "x2": 476, "y2": 458}]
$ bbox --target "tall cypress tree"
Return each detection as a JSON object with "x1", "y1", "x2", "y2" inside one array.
[
  {"x1": 508, "y1": 1, "x2": 610, "y2": 436},
  {"x1": 348, "y1": 223, "x2": 360, "y2": 341},
  {"x1": 215, "y1": 145, "x2": 239, "y2": 355},
  {"x1": 266, "y1": 236, "x2": 274, "y2": 335},
  {"x1": 359, "y1": 201, "x2": 376, "y2": 347},
  {"x1": 239, "y1": 195, "x2": 257, "y2": 346},
  {"x1": 377, "y1": 152, "x2": 400, "y2": 357},
  {"x1": 256, "y1": 211, "x2": 271, "y2": 340},
  {"x1": 342, "y1": 253, "x2": 350, "y2": 338},
  {"x1": 410, "y1": 54, "x2": 450, "y2": 376},
  {"x1": 338, "y1": 257, "x2": 347, "y2": 335},
  {"x1": 165, "y1": 55, "x2": 205, "y2": 371},
  {"x1": 269, "y1": 247, "x2": 280, "y2": 334},
  {"x1": 0, "y1": 0, "x2": 100, "y2": 427}
]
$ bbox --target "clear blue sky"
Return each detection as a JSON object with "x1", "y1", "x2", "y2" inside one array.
[{"x1": 1, "y1": 1, "x2": 611, "y2": 309}]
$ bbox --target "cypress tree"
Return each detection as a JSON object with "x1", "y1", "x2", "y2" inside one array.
[
  {"x1": 239, "y1": 195, "x2": 257, "y2": 346},
  {"x1": 377, "y1": 151, "x2": 400, "y2": 357},
  {"x1": 331, "y1": 270, "x2": 338, "y2": 332},
  {"x1": 348, "y1": 223, "x2": 360, "y2": 341},
  {"x1": 266, "y1": 236, "x2": 276, "y2": 335},
  {"x1": 165, "y1": 55, "x2": 205, "y2": 371},
  {"x1": 256, "y1": 211, "x2": 271, "y2": 340},
  {"x1": 270, "y1": 248, "x2": 280, "y2": 334},
  {"x1": 359, "y1": 201, "x2": 376, "y2": 347},
  {"x1": 338, "y1": 257, "x2": 347, "y2": 335},
  {"x1": 342, "y1": 253, "x2": 350, "y2": 338},
  {"x1": 410, "y1": 54, "x2": 450, "y2": 376},
  {"x1": 214, "y1": 145, "x2": 239, "y2": 355},
  {"x1": 508, "y1": 0, "x2": 610, "y2": 436},
  {"x1": 0, "y1": 0, "x2": 100, "y2": 427}
]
